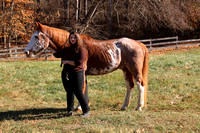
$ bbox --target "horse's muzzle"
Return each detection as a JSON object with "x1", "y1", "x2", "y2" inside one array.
[
  {"x1": 25, "y1": 50, "x2": 29, "y2": 56},
  {"x1": 24, "y1": 50, "x2": 33, "y2": 57}
]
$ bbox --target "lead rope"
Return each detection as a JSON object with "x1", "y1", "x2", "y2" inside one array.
[
  {"x1": 60, "y1": 58, "x2": 63, "y2": 67},
  {"x1": 60, "y1": 41, "x2": 68, "y2": 67}
]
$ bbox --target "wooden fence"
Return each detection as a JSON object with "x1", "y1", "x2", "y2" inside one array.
[
  {"x1": 0, "y1": 47, "x2": 52, "y2": 60},
  {"x1": 138, "y1": 36, "x2": 200, "y2": 51},
  {"x1": 0, "y1": 36, "x2": 200, "y2": 60}
]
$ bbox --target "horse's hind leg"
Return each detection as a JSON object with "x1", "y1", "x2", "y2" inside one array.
[
  {"x1": 134, "y1": 75, "x2": 145, "y2": 111},
  {"x1": 121, "y1": 68, "x2": 134, "y2": 110}
]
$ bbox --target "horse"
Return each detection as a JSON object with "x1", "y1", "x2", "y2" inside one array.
[{"x1": 24, "y1": 22, "x2": 149, "y2": 111}]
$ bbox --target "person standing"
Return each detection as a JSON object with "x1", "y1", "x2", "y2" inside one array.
[{"x1": 54, "y1": 32, "x2": 90, "y2": 117}]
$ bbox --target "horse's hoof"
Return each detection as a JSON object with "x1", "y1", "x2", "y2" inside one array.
[
  {"x1": 121, "y1": 107, "x2": 126, "y2": 111},
  {"x1": 74, "y1": 106, "x2": 82, "y2": 112},
  {"x1": 136, "y1": 107, "x2": 142, "y2": 111},
  {"x1": 74, "y1": 108, "x2": 82, "y2": 112}
]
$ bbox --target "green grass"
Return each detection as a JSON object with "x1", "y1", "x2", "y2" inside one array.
[{"x1": 0, "y1": 48, "x2": 200, "y2": 132}]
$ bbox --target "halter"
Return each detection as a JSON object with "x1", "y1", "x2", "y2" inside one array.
[
  {"x1": 30, "y1": 31, "x2": 49, "y2": 55},
  {"x1": 41, "y1": 31, "x2": 59, "y2": 52}
]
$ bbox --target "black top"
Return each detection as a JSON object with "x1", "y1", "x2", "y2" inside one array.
[{"x1": 53, "y1": 46, "x2": 86, "y2": 72}]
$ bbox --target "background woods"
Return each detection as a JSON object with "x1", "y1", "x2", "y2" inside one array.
[{"x1": 1, "y1": 0, "x2": 200, "y2": 48}]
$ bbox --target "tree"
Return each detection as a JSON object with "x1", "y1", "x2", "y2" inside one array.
[
  {"x1": 76, "y1": 0, "x2": 79, "y2": 23},
  {"x1": 2, "y1": 0, "x2": 7, "y2": 48},
  {"x1": 63, "y1": 0, "x2": 70, "y2": 23},
  {"x1": 2, "y1": 0, "x2": 200, "y2": 48},
  {"x1": 8, "y1": 0, "x2": 14, "y2": 55},
  {"x1": 107, "y1": 0, "x2": 112, "y2": 36},
  {"x1": 125, "y1": 0, "x2": 129, "y2": 20},
  {"x1": 80, "y1": 0, "x2": 102, "y2": 33},
  {"x1": 84, "y1": 0, "x2": 87, "y2": 17}
]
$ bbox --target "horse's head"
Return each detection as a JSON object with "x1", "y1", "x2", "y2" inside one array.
[{"x1": 24, "y1": 23, "x2": 50, "y2": 57}]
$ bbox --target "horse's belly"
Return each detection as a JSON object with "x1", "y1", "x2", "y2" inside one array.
[
  {"x1": 86, "y1": 65, "x2": 118, "y2": 75},
  {"x1": 86, "y1": 46, "x2": 121, "y2": 75}
]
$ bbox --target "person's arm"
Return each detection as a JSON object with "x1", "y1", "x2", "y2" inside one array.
[
  {"x1": 62, "y1": 60, "x2": 75, "y2": 66},
  {"x1": 53, "y1": 44, "x2": 66, "y2": 58},
  {"x1": 53, "y1": 52, "x2": 62, "y2": 58},
  {"x1": 74, "y1": 48, "x2": 86, "y2": 66},
  {"x1": 62, "y1": 48, "x2": 86, "y2": 66}
]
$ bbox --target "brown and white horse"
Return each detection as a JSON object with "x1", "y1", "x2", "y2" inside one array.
[{"x1": 24, "y1": 22, "x2": 149, "y2": 111}]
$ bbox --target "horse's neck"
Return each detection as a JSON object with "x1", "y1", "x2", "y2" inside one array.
[
  {"x1": 48, "y1": 39, "x2": 61, "y2": 52},
  {"x1": 41, "y1": 25, "x2": 69, "y2": 53}
]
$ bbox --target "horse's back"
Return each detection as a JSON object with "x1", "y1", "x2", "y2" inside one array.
[
  {"x1": 115, "y1": 37, "x2": 147, "y2": 71},
  {"x1": 114, "y1": 37, "x2": 146, "y2": 58}
]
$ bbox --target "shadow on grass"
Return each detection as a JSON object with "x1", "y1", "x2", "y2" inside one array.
[{"x1": 0, "y1": 108, "x2": 68, "y2": 121}]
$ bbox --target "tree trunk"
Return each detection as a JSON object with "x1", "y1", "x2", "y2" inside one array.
[
  {"x1": 15, "y1": 27, "x2": 17, "y2": 46},
  {"x1": 83, "y1": 1, "x2": 101, "y2": 24},
  {"x1": 3, "y1": 27, "x2": 7, "y2": 48},
  {"x1": 80, "y1": 0, "x2": 105, "y2": 33},
  {"x1": 2, "y1": 0, "x2": 7, "y2": 48},
  {"x1": 125, "y1": 0, "x2": 129, "y2": 20},
  {"x1": 8, "y1": 0, "x2": 14, "y2": 56},
  {"x1": 78, "y1": 0, "x2": 82, "y2": 21},
  {"x1": 76, "y1": 0, "x2": 79, "y2": 23},
  {"x1": 114, "y1": 0, "x2": 120, "y2": 26},
  {"x1": 84, "y1": 0, "x2": 87, "y2": 17},
  {"x1": 63, "y1": 0, "x2": 70, "y2": 23},
  {"x1": 34, "y1": 0, "x2": 40, "y2": 22},
  {"x1": 36, "y1": 0, "x2": 40, "y2": 13},
  {"x1": 107, "y1": 0, "x2": 112, "y2": 36},
  {"x1": 67, "y1": 0, "x2": 70, "y2": 23}
]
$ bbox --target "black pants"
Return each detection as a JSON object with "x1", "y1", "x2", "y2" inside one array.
[{"x1": 62, "y1": 69, "x2": 90, "y2": 113}]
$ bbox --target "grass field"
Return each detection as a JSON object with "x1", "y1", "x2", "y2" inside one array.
[{"x1": 0, "y1": 48, "x2": 200, "y2": 132}]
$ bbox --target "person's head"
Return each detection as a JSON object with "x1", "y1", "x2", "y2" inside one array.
[
  {"x1": 69, "y1": 32, "x2": 77, "y2": 45},
  {"x1": 68, "y1": 32, "x2": 83, "y2": 52}
]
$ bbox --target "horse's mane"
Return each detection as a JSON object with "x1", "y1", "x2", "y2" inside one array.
[
  {"x1": 36, "y1": 23, "x2": 113, "y2": 62},
  {"x1": 38, "y1": 23, "x2": 70, "y2": 46}
]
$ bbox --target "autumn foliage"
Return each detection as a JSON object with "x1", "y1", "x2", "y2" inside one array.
[{"x1": 1, "y1": 0, "x2": 200, "y2": 48}]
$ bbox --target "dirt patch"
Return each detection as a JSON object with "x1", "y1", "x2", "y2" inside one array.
[{"x1": 149, "y1": 45, "x2": 199, "y2": 55}]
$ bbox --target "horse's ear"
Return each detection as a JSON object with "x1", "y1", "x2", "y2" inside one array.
[{"x1": 35, "y1": 22, "x2": 42, "y2": 30}]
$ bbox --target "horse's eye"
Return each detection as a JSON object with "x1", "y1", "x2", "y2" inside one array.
[{"x1": 35, "y1": 36, "x2": 39, "y2": 40}]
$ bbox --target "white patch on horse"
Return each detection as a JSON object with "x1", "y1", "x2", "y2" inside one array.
[
  {"x1": 87, "y1": 46, "x2": 121, "y2": 75},
  {"x1": 25, "y1": 31, "x2": 40, "y2": 52},
  {"x1": 98, "y1": 48, "x2": 119, "y2": 73},
  {"x1": 121, "y1": 71, "x2": 133, "y2": 110},
  {"x1": 108, "y1": 49, "x2": 117, "y2": 66},
  {"x1": 33, "y1": 36, "x2": 45, "y2": 51},
  {"x1": 119, "y1": 37, "x2": 135, "y2": 46},
  {"x1": 25, "y1": 31, "x2": 46, "y2": 54},
  {"x1": 120, "y1": 37, "x2": 132, "y2": 42},
  {"x1": 88, "y1": 68, "x2": 99, "y2": 75}
]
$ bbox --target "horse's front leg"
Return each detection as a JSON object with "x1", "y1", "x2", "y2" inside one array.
[
  {"x1": 75, "y1": 103, "x2": 82, "y2": 111},
  {"x1": 121, "y1": 68, "x2": 134, "y2": 110},
  {"x1": 74, "y1": 79, "x2": 89, "y2": 111}
]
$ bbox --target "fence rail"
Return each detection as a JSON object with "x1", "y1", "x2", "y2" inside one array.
[
  {"x1": 0, "y1": 36, "x2": 200, "y2": 60},
  {"x1": 139, "y1": 36, "x2": 200, "y2": 51},
  {"x1": 0, "y1": 47, "x2": 53, "y2": 60}
]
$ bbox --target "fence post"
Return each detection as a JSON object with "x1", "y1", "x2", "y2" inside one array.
[
  {"x1": 150, "y1": 38, "x2": 152, "y2": 52},
  {"x1": 45, "y1": 50, "x2": 47, "y2": 61},
  {"x1": 175, "y1": 36, "x2": 178, "y2": 50},
  {"x1": 15, "y1": 47, "x2": 17, "y2": 59}
]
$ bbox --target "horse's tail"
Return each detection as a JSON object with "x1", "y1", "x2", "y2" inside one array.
[{"x1": 142, "y1": 44, "x2": 149, "y2": 108}]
